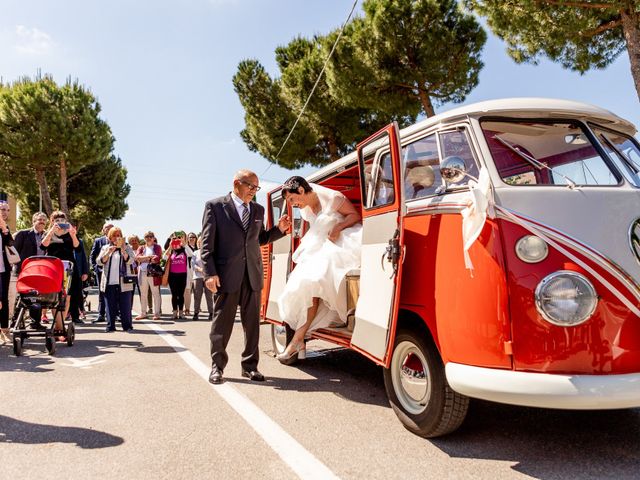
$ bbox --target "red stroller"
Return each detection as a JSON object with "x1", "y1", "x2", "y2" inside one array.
[{"x1": 10, "y1": 256, "x2": 76, "y2": 355}]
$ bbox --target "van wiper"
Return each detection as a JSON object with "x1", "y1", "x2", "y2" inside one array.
[{"x1": 494, "y1": 135, "x2": 577, "y2": 189}]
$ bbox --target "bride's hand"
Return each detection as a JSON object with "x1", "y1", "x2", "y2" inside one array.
[{"x1": 328, "y1": 225, "x2": 341, "y2": 242}]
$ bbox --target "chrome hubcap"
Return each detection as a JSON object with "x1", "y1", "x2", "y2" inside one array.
[{"x1": 391, "y1": 341, "x2": 430, "y2": 415}]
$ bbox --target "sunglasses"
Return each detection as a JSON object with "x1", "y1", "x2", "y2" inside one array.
[{"x1": 239, "y1": 180, "x2": 261, "y2": 191}]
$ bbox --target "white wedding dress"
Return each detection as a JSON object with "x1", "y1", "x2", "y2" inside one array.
[{"x1": 278, "y1": 183, "x2": 362, "y2": 334}]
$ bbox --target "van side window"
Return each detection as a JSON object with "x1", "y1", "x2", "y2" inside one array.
[
  {"x1": 364, "y1": 154, "x2": 395, "y2": 207},
  {"x1": 402, "y1": 134, "x2": 440, "y2": 200},
  {"x1": 439, "y1": 130, "x2": 479, "y2": 186}
]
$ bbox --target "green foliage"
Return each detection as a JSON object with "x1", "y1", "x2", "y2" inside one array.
[
  {"x1": 0, "y1": 75, "x2": 129, "y2": 233},
  {"x1": 328, "y1": 0, "x2": 486, "y2": 116},
  {"x1": 234, "y1": 37, "x2": 409, "y2": 169},
  {"x1": 234, "y1": 0, "x2": 485, "y2": 169},
  {"x1": 467, "y1": 0, "x2": 630, "y2": 72}
]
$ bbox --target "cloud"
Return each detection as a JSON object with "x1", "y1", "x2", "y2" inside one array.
[{"x1": 14, "y1": 25, "x2": 54, "y2": 55}]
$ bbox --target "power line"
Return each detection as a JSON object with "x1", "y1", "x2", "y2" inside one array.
[{"x1": 260, "y1": 0, "x2": 359, "y2": 177}]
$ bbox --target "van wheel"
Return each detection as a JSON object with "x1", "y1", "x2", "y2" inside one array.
[
  {"x1": 271, "y1": 323, "x2": 291, "y2": 356},
  {"x1": 383, "y1": 330, "x2": 469, "y2": 438}
]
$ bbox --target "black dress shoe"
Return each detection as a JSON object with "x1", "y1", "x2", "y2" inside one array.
[
  {"x1": 242, "y1": 369, "x2": 265, "y2": 382},
  {"x1": 209, "y1": 368, "x2": 223, "y2": 384}
]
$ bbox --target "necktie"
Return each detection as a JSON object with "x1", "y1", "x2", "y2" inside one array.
[{"x1": 242, "y1": 203, "x2": 250, "y2": 231}]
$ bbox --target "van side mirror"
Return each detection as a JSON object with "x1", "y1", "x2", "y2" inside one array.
[{"x1": 440, "y1": 156, "x2": 467, "y2": 185}]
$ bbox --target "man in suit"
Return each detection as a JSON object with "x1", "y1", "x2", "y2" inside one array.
[
  {"x1": 13, "y1": 212, "x2": 48, "y2": 273},
  {"x1": 90, "y1": 222, "x2": 113, "y2": 323},
  {"x1": 201, "y1": 169, "x2": 290, "y2": 384}
]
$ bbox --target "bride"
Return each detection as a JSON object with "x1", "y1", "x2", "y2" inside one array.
[{"x1": 276, "y1": 176, "x2": 362, "y2": 364}]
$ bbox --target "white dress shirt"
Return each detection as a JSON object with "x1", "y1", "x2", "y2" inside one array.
[{"x1": 231, "y1": 192, "x2": 250, "y2": 219}]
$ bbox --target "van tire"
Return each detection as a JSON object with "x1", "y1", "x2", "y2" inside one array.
[{"x1": 383, "y1": 329, "x2": 468, "y2": 438}]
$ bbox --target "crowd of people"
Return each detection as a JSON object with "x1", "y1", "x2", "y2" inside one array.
[{"x1": 0, "y1": 200, "x2": 213, "y2": 342}]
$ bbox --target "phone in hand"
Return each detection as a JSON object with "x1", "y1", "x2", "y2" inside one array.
[
  {"x1": 170, "y1": 239, "x2": 182, "y2": 249},
  {"x1": 116, "y1": 237, "x2": 124, "y2": 248},
  {"x1": 57, "y1": 222, "x2": 70, "y2": 230}
]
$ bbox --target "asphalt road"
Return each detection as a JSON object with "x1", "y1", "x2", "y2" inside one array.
[{"x1": 1, "y1": 291, "x2": 639, "y2": 479}]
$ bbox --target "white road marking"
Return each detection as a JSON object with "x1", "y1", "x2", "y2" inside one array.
[
  {"x1": 142, "y1": 319, "x2": 340, "y2": 480},
  {"x1": 60, "y1": 356, "x2": 107, "y2": 369}
]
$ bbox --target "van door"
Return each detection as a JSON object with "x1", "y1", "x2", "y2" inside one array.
[
  {"x1": 264, "y1": 192, "x2": 290, "y2": 322},
  {"x1": 351, "y1": 123, "x2": 405, "y2": 363}
]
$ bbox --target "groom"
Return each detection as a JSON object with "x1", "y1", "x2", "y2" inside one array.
[{"x1": 201, "y1": 169, "x2": 290, "y2": 384}]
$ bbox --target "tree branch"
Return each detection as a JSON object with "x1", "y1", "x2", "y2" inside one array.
[
  {"x1": 580, "y1": 17, "x2": 623, "y2": 36},
  {"x1": 535, "y1": 0, "x2": 624, "y2": 9}
]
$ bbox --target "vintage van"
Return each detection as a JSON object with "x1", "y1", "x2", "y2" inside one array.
[{"x1": 259, "y1": 98, "x2": 640, "y2": 438}]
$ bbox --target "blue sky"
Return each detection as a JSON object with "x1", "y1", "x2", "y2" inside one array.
[{"x1": 1, "y1": 0, "x2": 638, "y2": 243}]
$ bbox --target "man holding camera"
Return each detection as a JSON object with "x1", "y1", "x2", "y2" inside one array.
[{"x1": 201, "y1": 169, "x2": 291, "y2": 384}]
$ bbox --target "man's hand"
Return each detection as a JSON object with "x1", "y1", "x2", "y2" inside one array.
[
  {"x1": 81, "y1": 274, "x2": 88, "y2": 282},
  {"x1": 278, "y1": 214, "x2": 292, "y2": 233},
  {"x1": 205, "y1": 275, "x2": 221, "y2": 294}
]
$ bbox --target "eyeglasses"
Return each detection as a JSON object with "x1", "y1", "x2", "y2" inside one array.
[{"x1": 239, "y1": 180, "x2": 261, "y2": 192}]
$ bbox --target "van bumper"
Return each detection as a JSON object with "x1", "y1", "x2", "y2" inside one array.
[{"x1": 445, "y1": 363, "x2": 640, "y2": 409}]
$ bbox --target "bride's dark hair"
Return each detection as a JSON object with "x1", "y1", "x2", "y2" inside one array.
[{"x1": 282, "y1": 176, "x2": 313, "y2": 194}]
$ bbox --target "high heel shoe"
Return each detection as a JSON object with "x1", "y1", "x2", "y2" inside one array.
[{"x1": 276, "y1": 341, "x2": 306, "y2": 365}]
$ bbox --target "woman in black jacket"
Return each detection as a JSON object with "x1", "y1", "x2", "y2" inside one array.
[{"x1": 0, "y1": 201, "x2": 13, "y2": 344}]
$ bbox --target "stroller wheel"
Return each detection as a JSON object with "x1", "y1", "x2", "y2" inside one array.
[
  {"x1": 12, "y1": 336, "x2": 22, "y2": 356},
  {"x1": 66, "y1": 323, "x2": 75, "y2": 346},
  {"x1": 45, "y1": 335, "x2": 56, "y2": 355}
]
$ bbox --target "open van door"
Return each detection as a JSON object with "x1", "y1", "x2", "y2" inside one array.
[
  {"x1": 350, "y1": 122, "x2": 405, "y2": 364},
  {"x1": 264, "y1": 189, "x2": 290, "y2": 322}
]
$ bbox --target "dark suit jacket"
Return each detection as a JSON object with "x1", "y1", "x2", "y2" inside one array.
[
  {"x1": 201, "y1": 193, "x2": 284, "y2": 293},
  {"x1": 90, "y1": 235, "x2": 109, "y2": 273},
  {"x1": 75, "y1": 238, "x2": 89, "y2": 278},
  {"x1": 13, "y1": 228, "x2": 40, "y2": 273}
]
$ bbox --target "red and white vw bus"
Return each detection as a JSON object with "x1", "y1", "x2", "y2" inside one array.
[{"x1": 260, "y1": 98, "x2": 640, "y2": 438}]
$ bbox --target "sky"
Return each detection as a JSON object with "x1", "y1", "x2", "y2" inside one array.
[{"x1": 1, "y1": 0, "x2": 639, "y2": 244}]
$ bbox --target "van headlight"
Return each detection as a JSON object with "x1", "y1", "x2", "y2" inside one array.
[
  {"x1": 534, "y1": 271, "x2": 598, "y2": 326},
  {"x1": 515, "y1": 235, "x2": 548, "y2": 263}
]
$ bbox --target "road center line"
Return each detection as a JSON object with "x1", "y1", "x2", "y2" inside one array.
[{"x1": 142, "y1": 319, "x2": 340, "y2": 480}]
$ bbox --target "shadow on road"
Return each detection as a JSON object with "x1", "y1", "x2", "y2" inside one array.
[
  {"x1": 238, "y1": 347, "x2": 389, "y2": 408},
  {"x1": 136, "y1": 345, "x2": 186, "y2": 354},
  {"x1": 0, "y1": 415, "x2": 124, "y2": 449},
  {"x1": 431, "y1": 400, "x2": 640, "y2": 479},
  {"x1": 0, "y1": 347, "x2": 54, "y2": 373}
]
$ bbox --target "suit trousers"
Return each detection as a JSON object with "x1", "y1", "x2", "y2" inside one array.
[{"x1": 209, "y1": 269, "x2": 261, "y2": 372}]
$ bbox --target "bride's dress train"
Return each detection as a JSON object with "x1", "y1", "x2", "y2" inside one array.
[{"x1": 278, "y1": 184, "x2": 362, "y2": 334}]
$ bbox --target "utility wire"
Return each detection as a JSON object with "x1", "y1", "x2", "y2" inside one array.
[{"x1": 260, "y1": 0, "x2": 359, "y2": 177}]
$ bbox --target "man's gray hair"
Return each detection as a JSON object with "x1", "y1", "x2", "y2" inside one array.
[
  {"x1": 32, "y1": 211, "x2": 47, "y2": 222},
  {"x1": 234, "y1": 169, "x2": 257, "y2": 181}
]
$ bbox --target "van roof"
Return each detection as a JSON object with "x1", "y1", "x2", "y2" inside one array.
[{"x1": 305, "y1": 97, "x2": 636, "y2": 183}]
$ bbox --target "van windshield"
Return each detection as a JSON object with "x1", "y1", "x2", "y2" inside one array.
[{"x1": 481, "y1": 120, "x2": 620, "y2": 186}]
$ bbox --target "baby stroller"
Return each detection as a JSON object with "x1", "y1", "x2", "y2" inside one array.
[{"x1": 9, "y1": 256, "x2": 76, "y2": 356}]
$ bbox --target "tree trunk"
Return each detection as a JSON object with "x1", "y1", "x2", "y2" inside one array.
[
  {"x1": 417, "y1": 89, "x2": 436, "y2": 117},
  {"x1": 59, "y1": 156, "x2": 69, "y2": 216},
  {"x1": 621, "y1": 7, "x2": 640, "y2": 101},
  {"x1": 35, "y1": 168, "x2": 54, "y2": 216},
  {"x1": 327, "y1": 137, "x2": 340, "y2": 161}
]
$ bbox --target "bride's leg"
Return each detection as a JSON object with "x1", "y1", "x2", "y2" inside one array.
[{"x1": 285, "y1": 298, "x2": 319, "y2": 353}]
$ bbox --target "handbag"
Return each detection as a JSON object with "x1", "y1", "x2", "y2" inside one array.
[
  {"x1": 161, "y1": 257, "x2": 171, "y2": 287},
  {"x1": 147, "y1": 263, "x2": 164, "y2": 278},
  {"x1": 5, "y1": 245, "x2": 20, "y2": 265},
  {"x1": 122, "y1": 276, "x2": 136, "y2": 284}
]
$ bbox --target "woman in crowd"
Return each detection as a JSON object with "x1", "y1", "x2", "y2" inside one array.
[
  {"x1": 0, "y1": 201, "x2": 13, "y2": 344},
  {"x1": 41, "y1": 211, "x2": 83, "y2": 333},
  {"x1": 134, "y1": 231, "x2": 162, "y2": 320},
  {"x1": 190, "y1": 235, "x2": 212, "y2": 321},
  {"x1": 98, "y1": 227, "x2": 136, "y2": 332},
  {"x1": 183, "y1": 232, "x2": 198, "y2": 315},
  {"x1": 276, "y1": 176, "x2": 362, "y2": 364},
  {"x1": 127, "y1": 234, "x2": 141, "y2": 310},
  {"x1": 164, "y1": 231, "x2": 193, "y2": 319}
]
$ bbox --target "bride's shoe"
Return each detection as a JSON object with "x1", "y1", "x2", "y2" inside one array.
[{"x1": 276, "y1": 341, "x2": 306, "y2": 365}]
